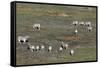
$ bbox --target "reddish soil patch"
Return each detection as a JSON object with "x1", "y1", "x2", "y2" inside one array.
[{"x1": 58, "y1": 35, "x2": 80, "y2": 41}]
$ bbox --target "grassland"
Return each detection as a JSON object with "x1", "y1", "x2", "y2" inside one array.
[{"x1": 16, "y1": 3, "x2": 97, "y2": 65}]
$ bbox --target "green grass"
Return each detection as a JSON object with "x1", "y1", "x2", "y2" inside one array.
[{"x1": 16, "y1": 3, "x2": 97, "y2": 65}]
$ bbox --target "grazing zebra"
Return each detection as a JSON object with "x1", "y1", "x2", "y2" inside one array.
[
  {"x1": 30, "y1": 46, "x2": 35, "y2": 52},
  {"x1": 18, "y1": 36, "x2": 29, "y2": 44},
  {"x1": 85, "y1": 21, "x2": 91, "y2": 27},
  {"x1": 61, "y1": 42, "x2": 69, "y2": 50},
  {"x1": 59, "y1": 47, "x2": 63, "y2": 52},
  {"x1": 70, "y1": 49, "x2": 74, "y2": 56},
  {"x1": 79, "y1": 21, "x2": 85, "y2": 26},
  {"x1": 72, "y1": 21, "x2": 78, "y2": 26},
  {"x1": 36, "y1": 46, "x2": 40, "y2": 51},
  {"x1": 33, "y1": 24, "x2": 40, "y2": 31},
  {"x1": 74, "y1": 29, "x2": 78, "y2": 35},
  {"x1": 27, "y1": 43, "x2": 35, "y2": 52},
  {"x1": 48, "y1": 46, "x2": 52, "y2": 52},
  {"x1": 41, "y1": 45, "x2": 45, "y2": 50},
  {"x1": 87, "y1": 26, "x2": 92, "y2": 32}
]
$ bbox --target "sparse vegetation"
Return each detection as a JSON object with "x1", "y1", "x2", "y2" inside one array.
[{"x1": 16, "y1": 3, "x2": 97, "y2": 65}]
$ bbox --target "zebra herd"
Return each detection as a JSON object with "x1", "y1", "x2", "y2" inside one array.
[
  {"x1": 17, "y1": 21, "x2": 93, "y2": 56},
  {"x1": 33, "y1": 24, "x2": 40, "y2": 31},
  {"x1": 18, "y1": 36, "x2": 74, "y2": 56},
  {"x1": 72, "y1": 21, "x2": 92, "y2": 27},
  {"x1": 73, "y1": 21, "x2": 93, "y2": 33},
  {"x1": 32, "y1": 21, "x2": 93, "y2": 35}
]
